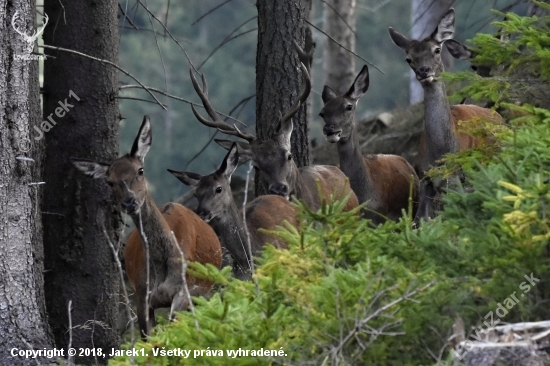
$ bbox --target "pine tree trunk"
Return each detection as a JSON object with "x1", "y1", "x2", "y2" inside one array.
[
  {"x1": 42, "y1": 0, "x2": 121, "y2": 363},
  {"x1": 0, "y1": 1, "x2": 54, "y2": 364},
  {"x1": 410, "y1": 0, "x2": 454, "y2": 104},
  {"x1": 255, "y1": 0, "x2": 309, "y2": 196},
  {"x1": 322, "y1": 0, "x2": 356, "y2": 94}
]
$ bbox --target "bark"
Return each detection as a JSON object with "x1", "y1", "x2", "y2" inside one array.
[
  {"x1": 0, "y1": 1, "x2": 54, "y2": 364},
  {"x1": 255, "y1": 0, "x2": 309, "y2": 196},
  {"x1": 42, "y1": 0, "x2": 120, "y2": 363},
  {"x1": 322, "y1": 0, "x2": 357, "y2": 94},
  {"x1": 528, "y1": 0, "x2": 549, "y2": 17},
  {"x1": 410, "y1": 0, "x2": 454, "y2": 104}
]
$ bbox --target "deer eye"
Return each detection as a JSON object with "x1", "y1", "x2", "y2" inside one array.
[
  {"x1": 138, "y1": 168, "x2": 144, "y2": 175},
  {"x1": 319, "y1": 112, "x2": 324, "y2": 118},
  {"x1": 345, "y1": 105, "x2": 353, "y2": 111},
  {"x1": 287, "y1": 154, "x2": 292, "y2": 161},
  {"x1": 215, "y1": 187, "x2": 222, "y2": 194},
  {"x1": 406, "y1": 58, "x2": 412, "y2": 64},
  {"x1": 107, "y1": 181, "x2": 114, "y2": 187},
  {"x1": 471, "y1": 65, "x2": 478, "y2": 71},
  {"x1": 434, "y1": 47, "x2": 441, "y2": 54}
]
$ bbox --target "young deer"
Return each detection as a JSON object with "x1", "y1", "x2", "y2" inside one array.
[
  {"x1": 189, "y1": 64, "x2": 359, "y2": 212},
  {"x1": 71, "y1": 116, "x2": 222, "y2": 338},
  {"x1": 168, "y1": 143, "x2": 298, "y2": 280},
  {"x1": 389, "y1": 8, "x2": 502, "y2": 220},
  {"x1": 320, "y1": 64, "x2": 419, "y2": 223}
]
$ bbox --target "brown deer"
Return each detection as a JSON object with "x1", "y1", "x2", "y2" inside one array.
[
  {"x1": 168, "y1": 143, "x2": 298, "y2": 280},
  {"x1": 71, "y1": 116, "x2": 222, "y2": 338},
  {"x1": 389, "y1": 8, "x2": 502, "y2": 220},
  {"x1": 320, "y1": 64, "x2": 419, "y2": 223},
  {"x1": 189, "y1": 64, "x2": 359, "y2": 212}
]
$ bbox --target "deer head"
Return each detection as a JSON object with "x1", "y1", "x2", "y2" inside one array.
[
  {"x1": 190, "y1": 60, "x2": 311, "y2": 199},
  {"x1": 12, "y1": 11, "x2": 49, "y2": 51},
  {"x1": 389, "y1": 8, "x2": 455, "y2": 84},
  {"x1": 320, "y1": 65, "x2": 370, "y2": 143},
  {"x1": 71, "y1": 116, "x2": 152, "y2": 215},
  {"x1": 168, "y1": 143, "x2": 239, "y2": 223}
]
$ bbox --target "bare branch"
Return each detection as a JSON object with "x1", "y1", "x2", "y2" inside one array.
[
  {"x1": 192, "y1": 0, "x2": 234, "y2": 26},
  {"x1": 305, "y1": 19, "x2": 384, "y2": 74},
  {"x1": 198, "y1": 27, "x2": 257, "y2": 70},
  {"x1": 39, "y1": 44, "x2": 167, "y2": 110},
  {"x1": 319, "y1": 0, "x2": 357, "y2": 38},
  {"x1": 118, "y1": 3, "x2": 139, "y2": 29}
]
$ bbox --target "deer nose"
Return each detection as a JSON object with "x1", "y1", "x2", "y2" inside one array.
[
  {"x1": 417, "y1": 66, "x2": 430, "y2": 78},
  {"x1": 121, "y1": 197, "x2": 137, "y2": 213},
  {"x1": 269, "y1": 184, "x2": 289, "y2": 197},
  {"x1": 323, "y1": 124, "x2": 337, "y2": 135}
]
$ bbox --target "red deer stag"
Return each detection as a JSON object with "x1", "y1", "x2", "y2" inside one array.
[
  {"x1": 320, "y1": 64, "x2": 419, "y2": 223},
  {"x1": 168, "y1": 143, "x2": 298, "y2": 280},
  {"x1": 189, "y1": 64, "x2": 359, "y2": 212},
  {"x1": 389, "y1": 8, "x2": 502, "y2": 221},
  {"x1": 71, "y1": 116, "x2": 222, "y2": 338}
]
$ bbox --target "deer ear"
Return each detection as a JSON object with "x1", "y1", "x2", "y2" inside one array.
[
  {"x1": 71, "y1": 158, "x2": 110, "y2": 179},
  {"x1": 445, "y1": 39, "x2": 472, "y2": 60},
  {"x1": 218, "y1": 143, "x2": 239, "y2": 180},
  {"x1": 346, "y1": 65, "x2": 369, "y2": 101},
  {"x1": 215, "y1": 139, "x2": 253, "y2": 164},
  {"x1": 322, "y1": 85, "x2": 338, "y2": 103},
  {"x1": 130, "y1": 116, "x2": 152, "y2": 163},
  {"x1": 167, "y1": 169, "x2": 202, "y2": 187},
  {"x1": 389, "y1": 27, "x2": 411, "y2": 51},
  {"x1": 432, "y1": 8, "x2": 455, "y2": 43}
]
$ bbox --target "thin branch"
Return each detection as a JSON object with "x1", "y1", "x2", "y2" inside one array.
[
  {"x1": 136, "y1": 0, "x2": 199, "y2": 72},
  {"x1": 102, "y1": 224, "x2": 136, "y2": 362},
  {"x1": 39, "y1": 44, "x2": 166, "y2": 110},
  {"x1": 67, "y1": 300, "x2": 73, "y2": 366},
  {"x1": 305, "y1": 20, "x2": 384, "y2": 74},
  {"x1": 116, "y1": 96, "x2": 161, "y2": 105},
  {"x1": 319, "y1": 0, "x2": 357, "y2": 38},
  {"x1": 142, "y1": 0, "x2": 168, "y2": 90},
  {"x1": 198, "y1": 15, "x2": 258, "y2": 70},
  {"x1": 242, "y1": 161, "x2": 259, "y2": 293},
  {"x1": 192, "y1": 0, "x2": 234, "y2": 26},
  {"x1": 163, "y1": 0, "x2": 171, "y2": 37},
  {"x1": 118, "y1": 3, "x2": 139, "y2": 29},
  {"x1": 171, "y1": 232, "x2": 200, "y2": 331}
]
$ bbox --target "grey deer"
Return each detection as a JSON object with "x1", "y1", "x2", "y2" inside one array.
[
  {"x1": 389, "y1": 8, "x2": 502, "y2": 221},
  {"x1": 189, "y1": 64, "x2": 359, "y2": 212},
  {"x1": 169, "y1": 143, "x2": 298, "y2": 280},
  {"x1": 71, "y1": 116, "x2": 222, "y2": 338},
  {"x1": 320, "y1": 64, "x2": 419, "y2": 223}
]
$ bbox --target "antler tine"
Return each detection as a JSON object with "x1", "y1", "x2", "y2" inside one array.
[
  {"x1": 280, "y1": 62, "x2": 311, "y2": 125},
  {"x1": 11, "y1": 11, "x2": 26, "y2": 38},
  {"x1": 189, "y1": 69, "x2": 256, "y2": 142},
  {"x1": 293, "y1": 40, "x2": 315, "y2": 72}
]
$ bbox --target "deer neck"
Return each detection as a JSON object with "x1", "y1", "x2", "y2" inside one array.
[
  {"x1": 209, "y1": 200, "x2": 250, "y2": 270},
  {"x1": 130, "y1": 192, "x2": 176, "y2": 275},
  {"x1": 337, "y1": 122, "x2": 372, "y2": 204},
  {"x1": 422, "y1": 81, "x2": 458, "y2": 168},
  {"x1": 289, "y1": 162, "x2": 315, "y2": 207}
]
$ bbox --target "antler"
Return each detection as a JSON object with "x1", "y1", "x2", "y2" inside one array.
[
  {"x1": 279, "y1": 62, "x2": 311, "y2": 125},
  {"x1": 189, "y1": 69, "x2": 256, "y2": 143},
  {"x1": 293, "y1": 38, "x2": 315, "y2": 73},
  {"x1": 11, "y1": 11, "x2": 29, "y2": 40},
  {"x1": 34, "y1": 13, "x2": 49, "y2": 41}
]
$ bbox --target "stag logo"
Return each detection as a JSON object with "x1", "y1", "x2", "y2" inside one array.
[{"x1": 11, "y1": 11, "x2": 48, "y2": 61}]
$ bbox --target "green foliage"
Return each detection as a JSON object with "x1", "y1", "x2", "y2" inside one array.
[{"x1": 112, "y1": 5, "x2": 550, "y2": 366}]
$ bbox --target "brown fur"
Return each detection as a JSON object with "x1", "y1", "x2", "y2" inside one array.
[
  {"x1": 300, "y1": 165, "x2": 360, "y2": 212},
  {"x1": 245, "y1": 195, "x2": 299, "y2": 249},
  {"x1": 125, "y1": 203, "x2": 221, "y2": 301},
  {"x1": 362, "y1": 155, "x2": 419, "y2": 220}
]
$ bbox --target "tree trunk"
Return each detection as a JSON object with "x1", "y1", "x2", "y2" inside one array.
[
  {"x1": 42, "y1": 0, "x2": 121, "y2": 363},
  {"x1": 255, "y1": 0, "x2": 309, "y2": 196},
  {"x1": 528, "y1": 0, "x2": 549, "y2": 17},
  {"x1": 0, "y1": 1, "x2": 54, "y2": 364},
  {"x1": 410, "y1": 0, "x2": 454, "y2": 104},
  {"x1": 322, "y1": 0, "x2": 356, "y2": 94}
]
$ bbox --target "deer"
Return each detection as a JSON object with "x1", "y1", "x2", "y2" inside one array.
[
  {"x1": 71, "y1": 116, "x2": 222, "y2": 338},
  {"x1": 189, "y1": 63, "x2": 359, "y2": 213},
  {"x1": 168, "y1": 143, "x2": 299, "y2": 280},
  {"x1": 389, "y1": 8, "x2": 503, "y2": 221},
  {"x1": 319, "y1": 64, "x2": 419, "y2": 223}
]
